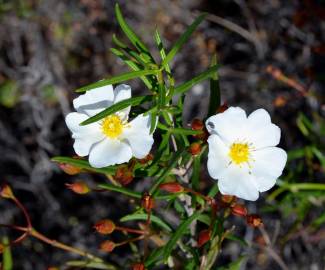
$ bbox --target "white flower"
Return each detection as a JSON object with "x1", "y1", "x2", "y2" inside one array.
[
  {"x1": 65, "y1": 84, "x2": 154, "y2": 168},
  {"x1": 205, "y1": 107, "x2": 287, "y2": 201}
]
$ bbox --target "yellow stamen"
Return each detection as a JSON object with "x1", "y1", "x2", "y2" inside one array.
[
  {"x1": 101, "y1": 115, "x2": 123, "y2": 138},
  {"x1": 229, "y1": 143, "x2": 250, "y2": 165}
]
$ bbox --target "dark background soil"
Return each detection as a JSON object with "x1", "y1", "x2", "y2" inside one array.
[{"x1": 0, "y1": 0, "x2": 324, "y2": 269}]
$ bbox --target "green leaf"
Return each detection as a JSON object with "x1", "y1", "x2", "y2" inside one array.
[
  {"x1": 145, "y1": 247, "x2": 165, "y2": 267},
  {"x1": 115, "y1": 4, "x2": 154, "y2": 63},
  {"x1": 174, "y1": 64, "x2": 219, "y2": 95},
  {"x1": 197, "y1": 214, "x2": 211, "y2": 226},
  {"x1": 65, "y1": 260, "x2": 117, "y2": 270},
  {"x1": 51, "y1": 156, "x2": 116, "y2": 175},
  {"x1": 149, "y1": 150, "x2": 184, "y2": 195},
  {"x1": 120, "y1": 213, "x2": 172, "y2": 232},
  {"x1": 2, "y1": 237, "x2": 13, "y2": 270},
  {"x1": 208, "y1": 54, "x2": 221, "y2": 116},
  {"x1": 163, "y1": 211, "x2": 201, "y2": 261},
  {"x1": 162, "y1": 13, "x2": 207, "y2": 67},
  {"x1": 110, "y1": 48, "x2": 153, "y2": 89},
  {"x1": 76, "y1": 70, "x2": 159, "y2": 92},
  {"x1": 225, "y1": 234, "x2": 248, "y2": 247},
  {"x1": 98, "y1": 183, "x2": 142, "y2": 199},
  {"x1": 170, "y1": 127, "x2": 202, "y2": 136},
  {"x1": 207, "y1": 183, "x2": 219, "y2": 197},
  {"x1": 80, "y1": 95, "x2": 153, "y2": 125}
]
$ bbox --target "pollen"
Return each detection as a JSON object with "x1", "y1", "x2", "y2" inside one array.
[
  {"x1": 101, "y1": 115, "x2": 123, "y2": 138},
  {"x1": 229, "y1": 143, "x2": 250, "y2": 165}
]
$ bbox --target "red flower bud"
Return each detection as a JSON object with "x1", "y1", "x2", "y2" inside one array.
[
  {"x1": 231, "y1": 204, "x2": 248, "y2": 217},
  {"x1": 132, "y1": 263, "x2": 146, "y2": 270},
  {"x1": 141, "y1": 192, "x2": 154, "y2": 212},
  {"x1": 99, "y1": 240, "x2": 115, "y2": 253},
  {"x1": 159, "y1": 182, "x2": 184, "y2": 193},
  {"x1": 114, "y1": 165, "x2": 134, "y2": 186},
  {"x1": 94, "y1": 219, "x2": 115, "y2": 235},
  {"x1": 138, "y1": 153, "x2": 154, "y2": 164},
  {"x1": 65, "y1": 182, "x2": 90, "y2": 194},
  {"x1": 198, "y1": 229, "x2": 211, "y2": 247},
  {"x1": 191, "y1": 119, "x2": 204, "y2": 131},
  {"x1": 0, "y1": 184, "x2": 15, "y2": 199},
  {"x1": 246, "y1": 214, "x2": 263, "y2": 227},
  {"x1": 59, "y1": 163, "x2": 82, "y2": 175},
  {"x1": 188, "y1": 142, "x2": 202, "y2": 156}
]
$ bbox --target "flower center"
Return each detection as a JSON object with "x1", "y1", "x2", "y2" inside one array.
[
  {"x1": 229, "y1": 143, "x2": 250, "y2": 165},
  {"x1": 101, "y1": 115, "x2": 123, "y2": 138}
]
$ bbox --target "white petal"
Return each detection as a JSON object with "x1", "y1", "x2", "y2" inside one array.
[
  {"x1": 251, "y1": 147, "x2": 287, "y2": 191},
  {"x1": 207, "y1": 134, "x2": 230, "y2": 180},
  {"x1": 89, "y1": 139, "x2": 133, "y2": 168},
  {"x1": 247, "y1": 109, "x2": 281, "y2": 148},
  {"x1": 218, "y1": 165, "x2": 259, "y2": 201},
  {"x1": 121, "y1": 114, "x2": 154, "y2": 158},
  {"x1": 114, "y1": 84, "x2": 131, "y2": 103},
  {"x1": 205, "y1": 107, "x2": 248, "y2": 144},
  {"x1": 114, "y1": 84, "x2": 132, "y2": 119},
  {"x1": 65, "y1": 112, "x2": 104, "y2": 156},
  {"x1": 73, "y1": 85, "x2": 114, "y2": 116}
]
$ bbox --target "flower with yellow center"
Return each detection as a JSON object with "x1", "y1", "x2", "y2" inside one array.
[
  {"x1": 65, "y1": 84, "x2": 154, "y2": 168},
  {"x1": 205, "y1": 107, "x2": 287, "y2": 201}
]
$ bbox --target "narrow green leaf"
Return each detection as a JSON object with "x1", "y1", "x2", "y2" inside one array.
[
  {"x1": 162, "y1": 13, "x2": 207, "y2": 66},
  {"x1": 120, "y1": 213, "x2": 172, "y2": 232},
  {"x1": 145, "y1": 247, "x2": 165, "y2": 267},
  {"x1": 51, "y1": 157, "x2": 116, "y2": 174},
  {"x1": 81, "y1": 95, "x2": 153, "y2": 125},
  {"x1": 163, "y1": 211, "x2": 202, "y2": 261},
  {"x1": 170, "y1": 127, "x2": 202, "y2": 136},
  {"x1": 174, "y1": 64, "x2": 219, "y2": 95},
  {"x1": 76, "y1": 70, "x2": 159, "y2": 92},
  {"x1": 2, "y1": 237, "x2": 13, "y2": 270},
  {"x1": 115, "y1": 4, "x2": 154, "y2": 63},
  {"x1": 110, "y1": 48, "x2": 153, "y2": 89},
  {"x1": 208, "y1": 54, "x2": 221, "y2": 116},
  {"x1": 225, "y1": 234, "x2": 248, "y2": 247},
  {"x1": 98, "y1": 183, "x2": 142, "y2": 199},
  {"x1": 149, "y1": 150, "x2": 184, "y2": 195},
  {"x1": 66, "y1": 260, "x2": 117, "y2": 270},
  {"x1": 207, "y1": 183, "x2": 219, "y2": 197}
]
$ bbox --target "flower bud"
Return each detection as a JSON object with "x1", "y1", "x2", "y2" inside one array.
[
  {"x1": 220, "y1": 194, "x2": 236, "y2": 204},
  {"x1": 231, "y1": 204, "x2": 248, "y2": 217},
  {"x1": 99, "y1": 240, "x2": 115, "y2": 253},
  {"x1": 59, "y1": 163, "x2": 82, "y2": 175},
  {"x1": 159, "y1": 182, "x2": 184, "y2": 193},
  {"x1": 0, "y1": 243, "x2": 4, "y2": 254},
  {"x1": 47, "y1": 267, "x2": 59, "y2": 270},
  {"x1": 0, "y1": 184, "x2": 15, "y2": 199},
  {"x1": 188, "y1": 142, "x2": 201, "y2": 156},
  {"x1": 198, "y1": 229, "x2": 211, "y2": 247},
  {"x1": 94, "y1": 219, "x2": 115, "y2": 235},
  {"x1": 191, "y1": 119, "x2": 204, "y2": 131},
  {"x1": 138, "y1": 153, "x2": 154, "y2": 164},
  {"x1": 132, "y1": 263, "x2": 146, "y2": 270},
  {"x1": 65, "y1": 182, "x2": 90, "y2": 195},
  {"x1": 114, "y1": 165, "x2": 134, "y2": 186},
  {"x1": 246, "y1": 214, "x2": 263, "y2": 227},
  {"x1": 141, "y1": 192, "x2": 154, "y2": 212}
]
